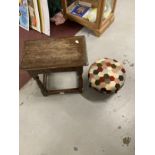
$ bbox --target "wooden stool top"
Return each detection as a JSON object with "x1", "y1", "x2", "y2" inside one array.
[{"x1": 21, "y1": 36, "x2": 88, "y2": 71}]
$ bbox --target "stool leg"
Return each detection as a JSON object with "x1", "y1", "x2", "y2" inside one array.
[
  {"x1": 29, "y1": 72, "x2": 48, "y2": 96},
  {"x1": 77, "y1": 67, "x2": 83, "y2": 93}
]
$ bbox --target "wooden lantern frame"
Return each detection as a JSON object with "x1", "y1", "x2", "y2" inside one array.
[{"x1": 61, "y1": 0, "x2": 117, "y2": 36}]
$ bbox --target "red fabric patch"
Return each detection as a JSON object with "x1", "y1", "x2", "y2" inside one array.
[
  {"x1": 110, "y1": 76, "x2": 115, "y2": 81},
  {"x1": 121, "y1": 68, "x2": 126, "y2": 73},
  {"x1": 99, "y1": 77, "x2": 104, "y2": 82},
  {"x1": 98, "y1": 67, "x2": 103, "y2": 72},
  {"x1": 106, "y1": 62, "x2": 111, "y2": 66}
]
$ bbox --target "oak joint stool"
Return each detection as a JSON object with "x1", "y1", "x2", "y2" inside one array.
[{"x1": 21, "y1": 36, "x2": 88, "y2": 96}]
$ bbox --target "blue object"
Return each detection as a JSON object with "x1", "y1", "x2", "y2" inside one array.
[{"x1": 71, "y1": 4, "x2": 90, "y2": 17}]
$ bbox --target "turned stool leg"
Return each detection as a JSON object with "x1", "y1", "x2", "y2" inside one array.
[
  {"x1": 77, "y1": 67, "x2": 83, "y2": 93},
  {"x1": 29, "y1": 72, "x2": 48, "y2": 96}
]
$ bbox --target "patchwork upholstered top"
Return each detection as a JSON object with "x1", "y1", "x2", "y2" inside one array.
[{"x1": 88, "y1": 58, "x2": 126, "y2": 94}]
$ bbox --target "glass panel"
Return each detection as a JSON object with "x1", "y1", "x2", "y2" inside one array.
[
  {"x1": 103, "y1": 0, "x2": 113, "y2": 19},
  {"x1": 65, "y1": 0, "x2": 114, "y2": 22}
]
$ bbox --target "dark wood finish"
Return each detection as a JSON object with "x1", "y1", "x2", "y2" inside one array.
[
  {"x1": 77, "y1": 67, "x2": 83, "y2": 93},
  {"x1": 21, "y1": 36, "x2": 87, "y2": 70},
  {"x1": 28, "y1": 72, "x2": 48, "y2": 96},
  {"x1": 19, "y1": 20, "x2": 83, "y2": 89},
  {"x1": 43, "y1": 74, "x2": 47, "y2": 87},
  {"x1": 21, "y1": 36, "x2": 88, "y2": 96}
]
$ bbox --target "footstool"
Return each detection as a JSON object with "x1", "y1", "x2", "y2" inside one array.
[
  {"x1": 21, "y1": 36, "x2": 88, "y2": 96},
  {"x1": 88, "y1": 58, "x2": 126, "y2": 94}
]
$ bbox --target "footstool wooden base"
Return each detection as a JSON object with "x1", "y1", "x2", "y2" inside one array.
[{"x1": 21, "y1": 36, "x2": 88, "y2": 96}]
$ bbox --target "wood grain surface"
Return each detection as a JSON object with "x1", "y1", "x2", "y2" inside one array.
[{"x1": 21, "y1": 36, "x2": 88, "y2": 70}]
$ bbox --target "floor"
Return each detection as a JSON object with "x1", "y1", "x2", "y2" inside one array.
[{"x1": 19, "y1": 0, "x2": 135, "y2": 155}]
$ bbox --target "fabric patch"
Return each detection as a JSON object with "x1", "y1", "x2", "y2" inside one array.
[
  {"x1": 93, "y1": 70, "x2": 98, "y2": 74},
  {"x1": 95, "y1": 80, "x2": 100, "y2": 85}
]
